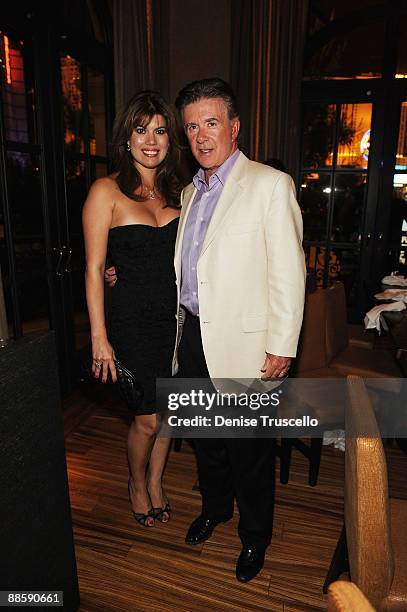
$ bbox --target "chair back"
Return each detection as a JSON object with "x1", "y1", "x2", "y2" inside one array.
[
  {"x1": 295, "y1": 281, "x2": 350, "y2": 373},
  {"x1": 295, "y1": 288, "x2": 328, "y2": 373},
  {"x1": 326, "y1": 282, "x2": 349, "y2": 362},
  {"x1": 345, "y1": 376, "x2": 394, "y2": 609}
]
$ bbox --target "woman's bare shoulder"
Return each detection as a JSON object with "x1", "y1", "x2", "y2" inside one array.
[
  {"x1": 83, "y1": 177, "x2": 121, "y2": 220},
  {"x1": 90, "y1": 174, "x2": 119, "y2": 194}
]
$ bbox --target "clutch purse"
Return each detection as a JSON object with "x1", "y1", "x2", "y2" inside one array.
[
  {"x1": 79, "y1": 346, "x2": 143, "y2": 412},
  {"x1": 114, "y1": 359, "x2": 144, "y2": 413}
]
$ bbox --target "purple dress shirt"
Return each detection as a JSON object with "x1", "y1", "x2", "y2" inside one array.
[{"x1": 180, "y1": 149, "x2": 240, "y2": 316}]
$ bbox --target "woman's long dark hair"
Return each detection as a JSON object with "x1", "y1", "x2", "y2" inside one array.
[{"x1": 112, "y1": 91, "x2": 184, "y2": 208}]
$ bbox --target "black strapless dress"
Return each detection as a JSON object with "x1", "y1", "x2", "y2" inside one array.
[{"x1": 107, "y1": 218, "x2": 178, "y2": 414}]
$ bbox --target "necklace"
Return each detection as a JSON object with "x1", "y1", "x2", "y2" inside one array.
[{"x1": 142, "y1": 185, "x2": 157, "y2": 200}]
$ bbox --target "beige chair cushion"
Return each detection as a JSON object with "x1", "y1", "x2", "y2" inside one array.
[{"x1": 328, "y1": 581, "x2": 375, "y2": 611}]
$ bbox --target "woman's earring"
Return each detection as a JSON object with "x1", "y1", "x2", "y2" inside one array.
[{"x1": 126, "y1": 141, "x2": 131, "y2": 151}]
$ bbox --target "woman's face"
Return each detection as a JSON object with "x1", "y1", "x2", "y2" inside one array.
[{"x1": 128, "y1": 114, "x2": 169, "y2": 171}]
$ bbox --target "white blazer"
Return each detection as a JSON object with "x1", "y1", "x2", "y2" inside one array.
[{"x1": 172, "y1": 152, "x2": 306, "y2": 379}]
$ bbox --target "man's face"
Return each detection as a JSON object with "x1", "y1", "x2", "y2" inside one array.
[{"x1": 182, "y1": 97, "x2": 240, "y2": 178}]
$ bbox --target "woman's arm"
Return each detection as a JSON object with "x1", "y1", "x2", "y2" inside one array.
[{"x1": 82, "y1": 179, "x2": 117, "y2": 383}]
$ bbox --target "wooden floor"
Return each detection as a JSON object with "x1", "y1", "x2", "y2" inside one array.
[{"x1": 63, "y1": 386, "x2": 407, "y2": 612}]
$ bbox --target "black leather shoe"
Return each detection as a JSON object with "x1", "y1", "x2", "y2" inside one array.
[
  {"x1": 185, "y1": 515, "x2": 226, "y2": 545},
  {"x1": 235, "y1": 546, "x2": 265, "y2": 582}
]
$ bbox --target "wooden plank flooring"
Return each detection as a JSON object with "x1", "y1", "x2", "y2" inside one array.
[{"x1": 64, "y1": 386, "x2": 407, "y2": 612}]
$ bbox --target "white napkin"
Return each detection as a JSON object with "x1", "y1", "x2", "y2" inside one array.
[
  {"x1": 323, "y1": 430, "x2": 345, "y2": 452},
  {"x1": 364, "y1": 301, "x2": 406, "y2": 332},
  {"x1": 381, "y1": 275, "x2": 407, "y2": 287},
  {"x1": 375, "y1": 288, "x2": 407, "y2": 302}
]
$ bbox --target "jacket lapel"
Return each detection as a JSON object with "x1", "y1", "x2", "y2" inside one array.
[
  {"x1": 199, "y1": 152, "x2": 249, "y2": 256},
  {"x1": 174, "y1": 182, "x2": 196, "y2": 279}
]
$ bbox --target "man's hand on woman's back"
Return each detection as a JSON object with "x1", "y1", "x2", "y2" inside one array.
[{"x1": 105, "y1": 266, "x2": 117, "y2": 287}]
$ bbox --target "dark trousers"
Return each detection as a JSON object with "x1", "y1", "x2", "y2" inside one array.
[{"x1": 177, "y1": 310, "x2": 275, "y2": 550}]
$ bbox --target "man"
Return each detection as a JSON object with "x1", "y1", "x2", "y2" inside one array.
[{"x1": 173, "y1": 78, "x2": 306, "y2": 582}]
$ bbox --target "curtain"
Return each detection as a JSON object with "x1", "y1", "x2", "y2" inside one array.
[
  {"x1": 231, "y1": 0, "x2": 308, "y2": 177},
  {"x1": 268, "y1": 0, "x2": 309, "y2": 179},
  {"x1": 231, "y1": 0, "x2": 273, "y2": 161},
  {"x1": 86, "y1": 0, "x2": 113, "y2": 47},
  {"x1": 113, "y1": 0, "x2": 169, "y2": 114}
]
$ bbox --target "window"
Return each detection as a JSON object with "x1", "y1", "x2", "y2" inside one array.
[
  {"x1": 304, "y1": 22, "x2": 385, "y2": 80},
  {"x1": 0, "y1": 31, "x2": 49, "y2": 338},
  {"x1": 300, "y1": 102, "x2": 372, "y2": 304},
  {"x1": 391, "y1": 102, "x2": 407, "y2": 268}
]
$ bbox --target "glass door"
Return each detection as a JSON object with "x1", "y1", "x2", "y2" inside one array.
[
  {"x1": 388, "y1": 100, "x2": 407, "y2": 271},
  {"x1": 299, "y1": 99, "x2": 374, "y2": 319},
  {"x1": 0, "y1": 31, "x2": 52, "y2": 339},
  {"x1": 0, "y1": 19, "x2": 113, "y2": 395},
  {"x1": 59, "y1": 53, "x2": 110, "y2": 375}
]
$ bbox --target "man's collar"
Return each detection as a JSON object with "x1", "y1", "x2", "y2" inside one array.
[{"x1": 192, "y1": 149, "x2": 241, "y2": 191}]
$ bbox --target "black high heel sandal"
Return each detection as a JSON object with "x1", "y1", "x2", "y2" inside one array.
[
  {"x1": 150, "y1": 501, "x2": 171, "y2": 523},
  {"x1": 128, "y1": 479, "x2": 155, "y2": 527},
  {"x1": 132, "y1": 508, "x2": 155, "y2": 527}
]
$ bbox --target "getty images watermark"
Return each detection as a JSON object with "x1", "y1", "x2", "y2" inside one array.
[
  {"x1": 156, "y1": 378, "x2": 323, "y2": 438},
  {"x1": 166, "y1": 388, "x2": 318, "y2": 430},
  {"x1": 155, "y1": 377, "x2": 407, "y2": 439}
]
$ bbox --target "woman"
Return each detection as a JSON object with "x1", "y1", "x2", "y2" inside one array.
[{"x1": 83, "y1": 91, "x2": 184, "y2": 527}]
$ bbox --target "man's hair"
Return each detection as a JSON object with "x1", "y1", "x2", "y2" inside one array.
[{"x1": 175, "y1": 77, "x2": 239, "y2": 120}]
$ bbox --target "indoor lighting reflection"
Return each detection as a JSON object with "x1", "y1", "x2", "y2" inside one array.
[{"x1": 4, "y1": 34, "x2": 11, "y2": 84}]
